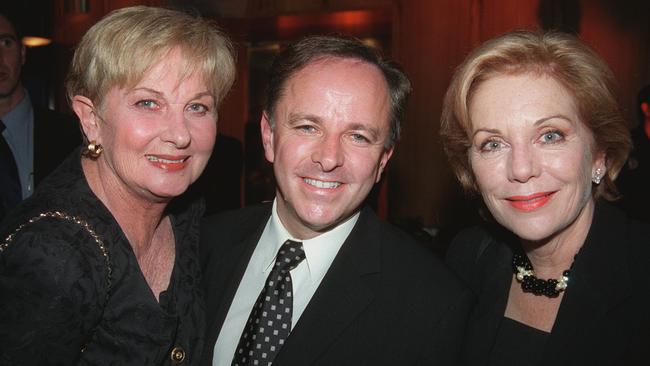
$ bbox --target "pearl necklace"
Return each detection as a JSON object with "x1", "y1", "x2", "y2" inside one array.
[{"x1": 512, "y1": 252, "x2": 572, "y2": 298}]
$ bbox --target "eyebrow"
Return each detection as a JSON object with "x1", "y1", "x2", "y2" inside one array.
[
  {"x1": 0, "y1": 33, "x2": 18, "y2": 41},
  {"x1": 130, "y1": 87, "x2": 214, "y2": 100},
  {"x1": 287, "y1": 112, "x2": 382, "y2": 140},
  {"x1": 471, "y1": 114, "x2": 575, "y2": 138},
  {"x1": 533, "y1": 114, "x2": 574, "y2": 126},
  {"x1": 288, "y1": 112, "x2": 320, "y2": 125}
]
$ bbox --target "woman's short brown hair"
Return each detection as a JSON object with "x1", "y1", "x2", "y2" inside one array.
[
  {"x1": 440, "y1": 30, "x2": 631, "y2": 200},
  {"x1": 66, "y1": 6, "x2": 236, "y2": 110}
]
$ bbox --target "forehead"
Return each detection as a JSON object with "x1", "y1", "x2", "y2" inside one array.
[
  {"x1": 0, "y1": 15, "x2": 17, "y2": 37},
  {"x1": 279, "y1": 58, "x2": 390, "y2": 125},
  {"x1": 127, "y1": 48, "x2": 208, "y2": 91},
  {"x1": 469, "y1": 72, "x2": 579, "y2": 127}
]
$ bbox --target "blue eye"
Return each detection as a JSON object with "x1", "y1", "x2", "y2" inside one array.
[
  {"x1": 297, "y1": 125, "x2": 317, "y2": 133},
  {"x1": 480, "y1": 140, "x2": 504, "y2": 152},
  {"x1": 187, "y1": 103, "x2": 209, "y2": 113},
  {"x1": 540, "y1": 130, "x2": 564, "y2": 143},
  {"x1": 135, "y1": 100, "x2": 159, "y2": 109},
  {"x1": 350, "y1": 133, "x2": 370, "y2": 143}
]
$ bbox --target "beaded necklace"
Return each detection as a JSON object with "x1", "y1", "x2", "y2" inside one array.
[{"x1": 512, "y1": 252, "x2": 574, "y2": 298}]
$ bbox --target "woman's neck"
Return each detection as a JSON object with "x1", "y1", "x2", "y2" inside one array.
[{"x1": 81, "y1": 157, "x2": 169, "y2": 256}]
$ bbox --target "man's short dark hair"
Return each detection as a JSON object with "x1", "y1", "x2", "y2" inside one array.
[
  {"x1": 638, "y1": 84, "x2": 650, "y2": 123},
  {"x1": 0, "y1": 8, "x2": 24, "y2": 41},
  {"x1": 265, "y1": 35, "x2": 411, "y2": 147}
]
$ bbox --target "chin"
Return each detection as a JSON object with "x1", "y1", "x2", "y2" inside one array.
[
  {"x1": 499, "y1": 216, "x2": 559, "y2": 243},
  {"x1": 146, "y1": 183, "x2": 191, "y2": 201},
  {"x1": 298, "y1": 209, "x2": 344, "y2": 232}
]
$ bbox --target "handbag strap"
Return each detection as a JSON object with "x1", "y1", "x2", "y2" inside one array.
[{"x1": 1, "y1": 210, "x2": 113, "y2": 317}]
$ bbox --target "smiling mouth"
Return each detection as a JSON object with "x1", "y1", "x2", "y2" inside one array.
[
  {"x1": 304, "y1": 178, "x2": 341, "y2": 189},
  {"x1": 505, "y1": 191, "x2": 556, "y2": 212},
  {"x1": 146, "y1": 155, "x2": 188, "y2": 164}
]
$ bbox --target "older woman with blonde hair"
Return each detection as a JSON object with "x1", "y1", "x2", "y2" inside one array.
[
  {"x1": 0, "y1": 6, "x2": 235, "y2": 365},
  {"x1": 441, "y1": 30, "x2": 650, "y2": 365}
]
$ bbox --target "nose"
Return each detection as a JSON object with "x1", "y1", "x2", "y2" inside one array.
[
  {"x1": 161, "y1": 109, "x2": 191, "y2": 148},
  {"x1": 507, "y1": 143, "x2": 540, "y2": 183},
  {"x1": 311, "y1": 134, "x2": 344, "y2": 172}
]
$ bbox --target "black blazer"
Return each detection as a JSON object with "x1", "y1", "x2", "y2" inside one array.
[
  {"x1": 0, "y1": 106, "x2": 79, "y2": 222},
  {"x1": 33, "y1": 106, "x2": 81, "y2": 185},
  {"x1": 446, "y1": 202, "x2": 650, "y2": 365},
  {"x1": 200, "y1": 204, "x2": 473, "y2": 366}
]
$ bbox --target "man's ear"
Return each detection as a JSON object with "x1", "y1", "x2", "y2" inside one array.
[
  {"x1": 261, "y1": 112, "x2": 275, "y2": 163},
  {"x1": 641, "y1": 102, "x2": 650, "y2": 118},
  {"x1": 72, "y1": 96, "x2": 101, "y2": 143},
  {"x1": 375, "y1": 146, "x2": 394, "y2": 183},
  {"x1": 20, "y1": 44, "x2": 25, "y2": 66}
]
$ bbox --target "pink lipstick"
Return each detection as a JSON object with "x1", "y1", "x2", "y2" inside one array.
[{"x1": 146, "y1": 155, "x2": 189, "y2": 172}]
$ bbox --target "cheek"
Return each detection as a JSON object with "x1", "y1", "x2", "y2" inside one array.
[
  {"x1": 191, "y1": 122, "x2": 217, "y2": 154},
  {"x1": 277, "y1": 136, "x2": 312, "y2": 163},
  {"x1": 544, "y1": 147, "x2": 592, "y2": 185},
  {"x1": 349, "y1": 148, "x2": 388, "y2": 184},
  {"x1": 104, "y1": 116, "x2": 153, "y2": 148},
  {"x1": 470, "y1": 154, "x2": 503, "y2": 192}
]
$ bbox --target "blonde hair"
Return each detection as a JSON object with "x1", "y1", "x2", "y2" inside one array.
[
  {"x1": 440, "y1": 30, "x2": 631, "y2": 200},
  {"x1": 66, "y1": 6, "x2": 236, "y2": 109}
]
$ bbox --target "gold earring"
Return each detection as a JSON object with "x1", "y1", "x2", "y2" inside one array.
[{"x1": 85, "y1": 140, "x2": 104, "y2": 158}]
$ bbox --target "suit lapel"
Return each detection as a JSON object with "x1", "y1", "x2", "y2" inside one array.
[
  {"x1": 464, "y1": 237, "x2": 512, "y2": 365},
  {"x1": 542, "y1": 203, "x2": 633, "y2": 363},
  {"x1": 203, "y1": 208, "x2": 271, "y2": 358},
  {"x1": 274, "y1": 207, "x2": 379, "y2": 365}
]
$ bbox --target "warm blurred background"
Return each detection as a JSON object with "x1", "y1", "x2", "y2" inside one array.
[{"x1": 8, "y1": 0, "x2": 650, "y2": 247}]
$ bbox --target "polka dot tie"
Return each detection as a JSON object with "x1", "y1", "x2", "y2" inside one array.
[{"x1": 231, "y1": 240, "x2": 305, "y2": 366}]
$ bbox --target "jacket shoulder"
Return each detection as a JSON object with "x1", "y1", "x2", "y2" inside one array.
[
  {"x1": 199, "y1": 204, "x2": 270, "y2": 260},
  {"x1": 368, "y1": 215, "x2": 470, "y2": 298},
  {"x1": 445, "y1": 225, "x2": 501, "y2": 289},
  {"x1": 0, "y1": 217, "x2": 109, "y2": 363}
]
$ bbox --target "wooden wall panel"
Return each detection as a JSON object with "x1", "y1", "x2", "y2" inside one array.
[
  {"x1": 478, "y1": 0, "x2": 541, "y2": 40},
  {"x1": 390, "y1": 0, "x2": 476, "y2": 226},
  {"x1": 217, "y1": 44, "x2": 248, "y2": 143},
  {"x1": 579, "y1": 0, "x2": 650, "y2": 127},
  {"x1": 54, "y1": 0, "x2": 163, "y2": 46}
]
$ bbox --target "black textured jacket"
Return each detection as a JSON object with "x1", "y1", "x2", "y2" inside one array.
[
  {"x1": 446, "y1": 202, "x2": 650, "y2": 365},
  {"x1": 0, "y1": 149, "x2": 205, "y2": 365}
]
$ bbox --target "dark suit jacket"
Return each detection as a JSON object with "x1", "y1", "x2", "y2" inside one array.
[
  {"x1": 33, "y1": 106, "x2": 81, "y2": 185},
  {"x1": 183, "y1": 133, "x2": 243, "y2": 216},
  {"x1": 200, "y1": 204, "x2": 473, "y2": 366},
  {"x1": 446, "y1": 202, "x2": 650, "y2": 365},
  {"x1": 0, "y1": 106, "x2": 80, "y2": 222}
]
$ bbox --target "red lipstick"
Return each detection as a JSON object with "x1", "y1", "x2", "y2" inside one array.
[{"x1": 506, "y1": 191, "x2": 555, "y2": 212}]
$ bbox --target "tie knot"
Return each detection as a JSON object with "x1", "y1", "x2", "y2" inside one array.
[{"x1": 275, "y1": 239, "x2": 305, "y2": 272}]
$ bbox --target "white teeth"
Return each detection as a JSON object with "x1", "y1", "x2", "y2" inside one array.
[
  {"x1": 146, "y1": 156, "x2": 185, "y2": 164},
  {"x1": 304, "y1": 178, "x2": 341, "y2": 189}
]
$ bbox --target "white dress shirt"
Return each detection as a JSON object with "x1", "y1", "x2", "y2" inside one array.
[{"x1": 212, "y1": 199, "x2": 359, "y2": 366}]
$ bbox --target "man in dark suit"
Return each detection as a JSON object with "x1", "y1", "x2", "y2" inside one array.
[
  {"x1": 201, "y1": 35, "x2": 473, "y2": 366},
  {"x1": 0, "y1": 11, "x2": 79, "y2": 221}
]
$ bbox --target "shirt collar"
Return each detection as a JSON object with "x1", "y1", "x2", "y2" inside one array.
[{"x1": 260, "y1": 198, "x2": 360, "y2": 284}]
